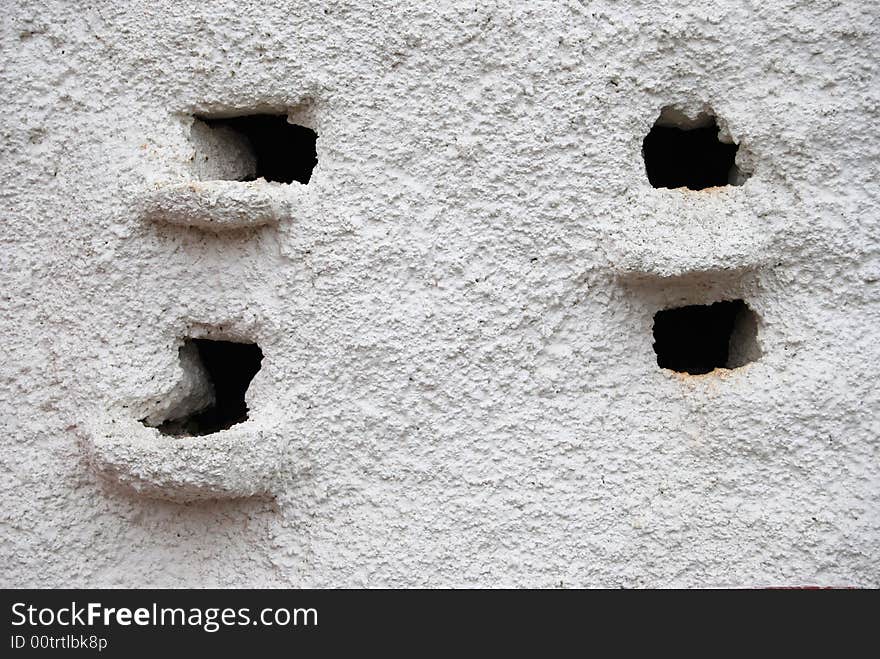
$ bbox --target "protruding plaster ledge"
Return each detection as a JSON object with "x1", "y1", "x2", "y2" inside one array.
[
  {"x1": 82, "y1": 409, "x2": 286, "y2": 501},
  {"x1": 606, "y1": 188, "x2": 776, "y2": 279},
  {"x1": 138, "y1": 180, "x2": 300, "y2": 231}
]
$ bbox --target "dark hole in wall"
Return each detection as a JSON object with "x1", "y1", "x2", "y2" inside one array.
[
  {"x1": 652, "y1": 300, "x2": 760, "y2": 375},
  {"x1": 642, "y1": 115, "x2": 742, "y2": 190},
  {"x1": 153, "y1": 339, "x2": 263, "y2": 436},
  {"x1": 197, "y1": 114, "x2": 317, "y2": 184}
]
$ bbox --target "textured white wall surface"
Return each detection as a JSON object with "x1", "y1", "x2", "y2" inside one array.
[{"x1": 1, "y1": 0, "x2": 878, "y2": 587}]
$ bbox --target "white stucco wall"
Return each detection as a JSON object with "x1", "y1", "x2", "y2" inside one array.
[{"x1": 1, "y1": 0, "x2": 878, "y2": 587}]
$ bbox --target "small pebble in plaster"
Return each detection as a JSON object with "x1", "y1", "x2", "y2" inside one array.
[
  {"x1": 142, "y1": 339, "x2": 264, "y2": 436},
  {"x1": 643, "y1": 107, "x2": 748, "y2": 190},
  {"x1": 652, "y1": 300, "x2": 760, "y2": 375},
  {"x1": 192, "y1": 114, "x2": 317, "y2": 184}
]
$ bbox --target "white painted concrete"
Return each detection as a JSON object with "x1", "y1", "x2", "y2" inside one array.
[{"x1": 1, "y1": 1, "x2": 878, "y2": 587}]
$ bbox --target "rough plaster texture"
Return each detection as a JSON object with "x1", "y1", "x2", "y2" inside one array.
[{"x1": 1, "y1": 1, "x2": 878, "y2": 587}]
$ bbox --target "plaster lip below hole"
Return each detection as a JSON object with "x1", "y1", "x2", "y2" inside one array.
[
  {"x1": 606, "y1": 197, "x2": 773, "y2": 279},
  {"x1": 666, "y1": 361, "x2": 756, "y2": 383},
  {"x1": 82, "y1": 409, "x2": 285, "y2": 501},
  {"x1": 138, "y1": 179, "x2": 300, "y2": 231}
]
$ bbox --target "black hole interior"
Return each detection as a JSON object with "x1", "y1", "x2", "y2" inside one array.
[
  {"x1": 153, "y1": 339, "x2": 263, "y2": 436},
  {"x1": 199, "y1": 114, "x2": 317, "y2": 184},
  {"x1": 652, "y1": 300, "x2": 758, "y2": 375},
  {"x1": 643, "y1": 118, "x2": 740, "y2": 190}
]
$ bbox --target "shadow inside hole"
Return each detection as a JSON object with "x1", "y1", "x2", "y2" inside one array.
[
  {"x1": 642, "y1": 116, "x2": 742, "y2": 190},
  {"x1": 146, "y1": 339, "x2": 263, "y2": 436},
  {"x1": 193, "y1": 114, "x2": 317, "y2": 184},
  {"x1": 652, "y1": 300, "x2": 760, "y2": 375}
]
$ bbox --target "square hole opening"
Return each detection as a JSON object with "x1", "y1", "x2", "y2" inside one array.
[
  {"x1": 642, "y1": 108, "x2": 746, "y2": 190},
  {"x1": 143, "y1": 339, "x2": 263, "y2": 436},
  {"x1": 192, "y1": 114, "x2": 317, "y2": 184},
  {"x1": 652, "y1": 300, "x2": 760, "y2": 375}
]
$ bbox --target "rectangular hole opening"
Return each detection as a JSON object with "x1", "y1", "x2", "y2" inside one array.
[
  {"x1": 191, "y1": 114, "x2": 317, "y2": 184},
  {"x1": 652, "y1": 299, "x2": 760, "y2": 374},
  {"x1": 142, "y1": 339, "x2": 264, "y2": 437},
  {"x1": 643, "y1": 108, "x2": 746, "y2": 190}
]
